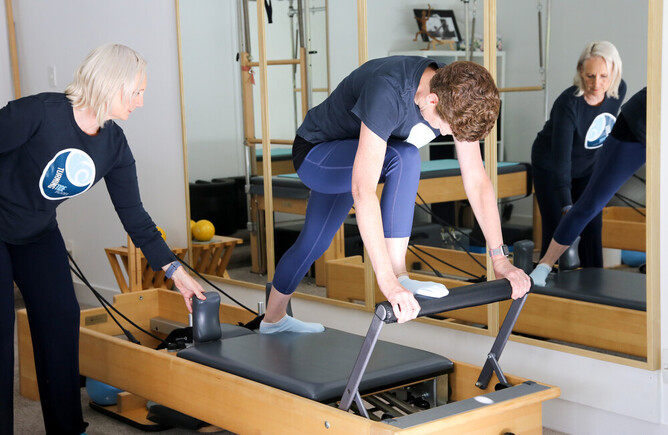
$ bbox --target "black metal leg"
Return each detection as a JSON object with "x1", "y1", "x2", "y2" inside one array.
[
  {"x1": 476, "y1": 294, "x2": 528, "y2": 389},
  {"x1": 353, "y1": 392, "x2": 369, "y2": 419},
  {"x1": 339, "y1": 305, "x2": 388, "y2": 413}
]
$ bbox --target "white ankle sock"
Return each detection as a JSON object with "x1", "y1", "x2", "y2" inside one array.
[
  {"x1": 529, "y1": 263, "x2": 552, "y2": 287},
  {"x1": 259, "y1": 315, "x2": 324, "y2": 334},
  {"x1": 397, "y1": 275, "x2": 449, "y2": 298}
]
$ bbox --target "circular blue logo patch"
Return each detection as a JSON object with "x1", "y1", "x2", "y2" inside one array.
[
  {"x1": 39, "y1": 149, "x2": 96, "y2": 200},
  {"x1": 585, "y1": 113, "x2": 617, "y2": 149}
]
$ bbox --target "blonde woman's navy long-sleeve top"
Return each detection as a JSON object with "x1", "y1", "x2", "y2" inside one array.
[{"x1": 0, "y1": 92, "x2": 173, "y2": 270}]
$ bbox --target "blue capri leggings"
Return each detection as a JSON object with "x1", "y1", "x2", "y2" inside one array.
[
  {"x1": 553, "y1": 135, "x2": 646, "y2": 246},
  {"x1": 272, "y1": 139, "x2": 421, "y2": 295}
]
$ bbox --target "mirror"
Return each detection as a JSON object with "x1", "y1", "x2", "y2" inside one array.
[
  {"x1": 494, "y1": 0, "x2": 649, "y2": 360},
  {"x1": 178, "y1": 0, "x2": 658, "y2": 366},
  {"x1": 179, "y1": 0, "x2": 348, "y2": 302}
]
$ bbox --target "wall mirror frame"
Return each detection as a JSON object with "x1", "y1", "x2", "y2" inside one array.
[{"x1": 176, "y1": 0, "x2": 661, "y2": 370}]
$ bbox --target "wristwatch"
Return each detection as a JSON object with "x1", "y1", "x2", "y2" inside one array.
[
  {"x1": 489, "y1": 244, "x2": 509, "y2": 259},
  {"x1": 165, "y1": 261, "x2": 182, "y2": 279}
]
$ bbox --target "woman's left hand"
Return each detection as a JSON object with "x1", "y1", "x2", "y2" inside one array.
[
  {"x1": 170, "y1": 266, "x2": 206, "y2": 312},
  {"x1": 492, "y1": 257, "x2": 531, "y2": 299}
]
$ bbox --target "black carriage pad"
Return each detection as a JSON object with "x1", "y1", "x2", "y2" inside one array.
[
  {"x1": 177, "y1": 328, "x2": 453, "y2": 403},
  {"x1": 219, "y1": 323, "x2": 256, "y2": 340},
  {"x1": 537, "y1": 268, "x2": 645, "y2": 311}
]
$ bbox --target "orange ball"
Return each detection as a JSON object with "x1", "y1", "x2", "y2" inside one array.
[
  {"x1": 192, "y1": 219, "x2": 215, "y2": 242},
  {"x1": 156, "y1": 226, "x2": 166, "y2": 241}
]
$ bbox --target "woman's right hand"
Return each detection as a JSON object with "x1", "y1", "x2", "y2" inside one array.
[{"x1": 382, "y1": 282, "x2": 421, "y2": 323}]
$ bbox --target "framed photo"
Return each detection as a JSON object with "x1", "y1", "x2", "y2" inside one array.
[{"x1": 414, "y1": 8, "x2": 461, "y2": 42}]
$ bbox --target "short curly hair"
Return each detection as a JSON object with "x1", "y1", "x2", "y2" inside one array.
[{"x1": 429, "y1": 61, "x2": 500, "y2": 142}]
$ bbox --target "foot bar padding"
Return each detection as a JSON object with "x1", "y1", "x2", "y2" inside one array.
[{"x1": 376, "y1": 278, "x2": 529, "y2": 324}]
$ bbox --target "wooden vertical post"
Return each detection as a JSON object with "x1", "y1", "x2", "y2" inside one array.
[
  {"x1": 240, "y1": 51, "x2": 258, "y2": 175},
  {"x1": 5, "y1": 0, "x2": 20, "y2": 98},
  {"x1": 355, "y1": 0, "x2": 374, "y2": 309},
  {"x1": 126, "y1": 235, "x2": 143, "y2": 292},
  {"x1": 645, "y1": 0, "x2": 662, "y2": 370},
  {"x1": 356, "y1": 0, "x2": 368, "y2": 66},
  {"x1": 484, "y1": 0, "x2": 500, "y2": 334},
  {"x1": 256, "y1": 0, "x2": 276, "y2": 279},
  {"x1": 240, "y1": 50, "x2": 264, "y2": 274},
  {"x1": 299, "y1": 46, "x2": 309, "y2": 120}
]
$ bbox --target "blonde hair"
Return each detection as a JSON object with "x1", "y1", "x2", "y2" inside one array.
[
  {"x1": 65, "y1": 44, "x2": 146, "y2": 128},
  {"x1": 573, "y1": 41, "x2": 623, "y2": 99}
]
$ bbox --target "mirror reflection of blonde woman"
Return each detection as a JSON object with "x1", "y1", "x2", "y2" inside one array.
[{"x1": 531, "y1": 41, "x2": 626, "y2": 268}]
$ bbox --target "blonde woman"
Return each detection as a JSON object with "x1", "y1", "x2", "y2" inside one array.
[
  {"x1": 0, "y1": 44, "x2": 205, "y2": 434},
  {"x1": 531, "y1": 41, "x2": 626, "y2": 268},
  {"x1": 531, "y1": 87, "x2": 646, "y2": 286}
]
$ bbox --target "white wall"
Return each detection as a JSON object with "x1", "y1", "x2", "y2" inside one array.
[
  {"x1": 179, "y1": 0, "x2": 245, "y2": 182},
  {"x1": 4, "y1": 1, "x2": 667, "y2": 433}
]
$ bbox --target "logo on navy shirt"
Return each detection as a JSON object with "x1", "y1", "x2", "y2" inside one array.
[
  {"x1": 585, "y1": 113, "x2": 616, "y2": 149},
  {"x1": 39, "y1": 149, "x2": 96, "y2": 200}
]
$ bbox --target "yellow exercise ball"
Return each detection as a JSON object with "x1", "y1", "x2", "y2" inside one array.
[
  {"x1": 156, "y1": 226, "x2": 166, "y2": 241},
  {"x1": 192, "y1": 219, "x2": 215, "y2": 242},
  {"x1": 190, "y1": 220, "x2": 196, "y2": 238}
]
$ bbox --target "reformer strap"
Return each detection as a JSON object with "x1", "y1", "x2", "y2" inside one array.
[{"x1": 339, "y1": 278, "x2": 531, "y2": 415}]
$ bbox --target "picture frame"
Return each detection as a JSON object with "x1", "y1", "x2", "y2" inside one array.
[{"x1": 413, "y1": 8, "x2": 461, "y2": 43}]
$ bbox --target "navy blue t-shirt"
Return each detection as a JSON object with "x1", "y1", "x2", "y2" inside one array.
[
  {"x1": 294, "y1": 56, "x2": 442, "y2": 168},
  {"x1": 0, "y1": 93, "x2": 174, "y2": 270},
  {"x1": 531, "y1": 81, "x2": 627, "y2": 205},
  {"x1": 611, "y1": 87, "x2": 646, "y2": 145}
]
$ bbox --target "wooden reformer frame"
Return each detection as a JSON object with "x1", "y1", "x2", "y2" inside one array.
[{"x1": 18, "y1": 288, "x2": 560, "y2": 434}]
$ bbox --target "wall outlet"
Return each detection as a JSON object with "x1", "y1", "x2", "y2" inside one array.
[{"x1": 48, "y1": 65, "x2": 57, "y2": 87}]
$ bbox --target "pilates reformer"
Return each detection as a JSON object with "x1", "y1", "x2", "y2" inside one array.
[
  {"x1": 18, "y1": 281, "x2": 559, "y2": 434},
  {"x1": 174, "y1": 278, "x2": 547, "y2": 425}
]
